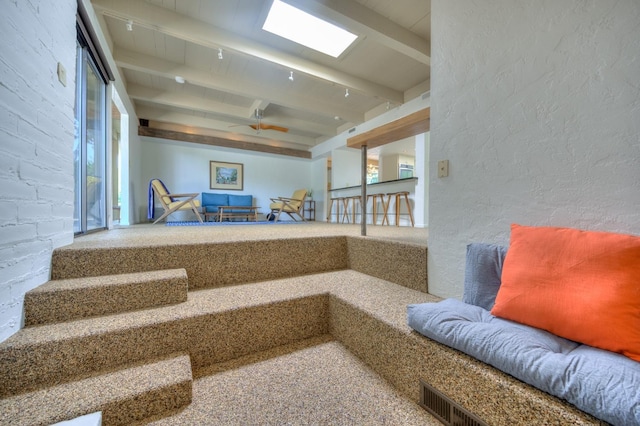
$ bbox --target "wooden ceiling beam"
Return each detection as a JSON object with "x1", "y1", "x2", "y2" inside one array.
[
  {"x1": 139, "y1": 126, "x2": 311, "y2": 159},
  {"x1": 347, "y1": 108, "x2": 430, "y2": 149}
]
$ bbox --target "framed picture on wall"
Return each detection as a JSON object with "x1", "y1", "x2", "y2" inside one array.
[{"x1": 210, "y1": 161, "x2": 244, "y2": 191}]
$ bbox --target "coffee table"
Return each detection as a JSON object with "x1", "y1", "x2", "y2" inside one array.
[{"x1": 216, "y1": 206, "x2": 260, "y2": 222}]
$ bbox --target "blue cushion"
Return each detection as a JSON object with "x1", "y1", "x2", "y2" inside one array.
[
  {"x1": 228, "y1": 194, "x2": 252, "y2": 207},
  {"x1": 201, "y1": 193, "x2": 228, "y2": 208},
  {"x1": 407, "y1": 299, "x2": 640, "y2": 426},
  {"x1": 462, "y1": 243, "x2": 507, "y2": 310}
]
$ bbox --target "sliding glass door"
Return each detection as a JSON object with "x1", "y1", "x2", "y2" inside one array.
[{"x1": 74, "y1": 42, "x2": 107, "y2": 233}]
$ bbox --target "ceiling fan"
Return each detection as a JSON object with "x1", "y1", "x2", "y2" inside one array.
[{"x1": 232, "y1": 109, "x2": 289, "y2": 134}]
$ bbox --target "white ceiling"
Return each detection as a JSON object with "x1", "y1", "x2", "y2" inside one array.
[{"x1": 92, "y1": 0, "x2": 430, "y2": 156}]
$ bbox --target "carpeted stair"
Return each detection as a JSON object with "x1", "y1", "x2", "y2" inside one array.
[{"x1": 0, "y1": 235, "x2": 604, "y2": 425}]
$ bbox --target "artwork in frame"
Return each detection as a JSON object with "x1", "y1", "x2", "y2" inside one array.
[{"x1": 210, "y1": 161, "x2": 244, "y2": 191}]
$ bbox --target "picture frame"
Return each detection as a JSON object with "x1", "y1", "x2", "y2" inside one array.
[{"x1": 210, "y1": 161, "x2": 244, "y2": 191}]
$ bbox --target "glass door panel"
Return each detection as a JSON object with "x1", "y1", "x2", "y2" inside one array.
[
  {"x1": 74, "y1": 45, "x2": 107, "y2": 234},
  {"x1": 85, "y1": 59, "x2": 106, "y2": 231}
]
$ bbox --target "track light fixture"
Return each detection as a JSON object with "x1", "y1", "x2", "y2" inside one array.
[
  {"x1": 218, "y1": 48, "x2": 223, "y2": 60},
  {"x1": 345, "y1": 88, "x2": 349, "y2": 98},
  {"x1": 126, "y1": 20, "x2": 133, "y2": 31},
  {"x1": 289, "y1": 71, "x2": 294, "y2": 82}
]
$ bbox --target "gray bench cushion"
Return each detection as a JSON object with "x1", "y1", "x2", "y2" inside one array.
[{"x1": 408, "y1": 298, "x2": 640, "y2": 426}]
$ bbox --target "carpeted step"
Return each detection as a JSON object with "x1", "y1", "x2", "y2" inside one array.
[
  {"x1": 24, "y1": 269, "x2": 189, "y2": 326},
  {"x1": 0, "y1": 280, "x2": 329, "y2": 398},
  {"x1": 0, "y1": 353, "x2": 192, "y2": 426},
  {"x1": 50, "y1": 236, "x2": 349, "y2": 290}
]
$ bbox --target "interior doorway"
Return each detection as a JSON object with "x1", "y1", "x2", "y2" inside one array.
[{"x1": 110, "y1": 89, "x2": 130, "y2": 226}]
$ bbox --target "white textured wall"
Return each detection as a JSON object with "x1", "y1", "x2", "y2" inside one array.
[
  {"x1": 429, "y1": 0, "x2": 640, "y2": 298},
  {"x1": 0, "y1": 0, "x2": 76, "y2": 341},
  {"x1": 139, "y1": 138, "x2": 313, "y2": 220}
]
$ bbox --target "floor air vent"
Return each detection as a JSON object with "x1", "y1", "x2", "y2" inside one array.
[{"x1": 419, "y1": 380, "x2": 488, "y2": 426}]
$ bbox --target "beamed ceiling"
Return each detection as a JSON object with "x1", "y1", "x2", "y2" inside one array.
[{"x1": 92, "y1": 0, "x2": 430, "y2": 157}]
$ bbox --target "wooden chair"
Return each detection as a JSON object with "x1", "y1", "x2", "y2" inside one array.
[
  {"x1": 269, "y1": 189, "x2": 307, "y2": 222},
  {"x1": 150, "y1": 179, "x2": 203, "y2": 224}
]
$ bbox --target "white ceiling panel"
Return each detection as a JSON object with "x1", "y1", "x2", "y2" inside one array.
[{"x1": 92, "y1": 0, "x2": 430, "y2": 153}]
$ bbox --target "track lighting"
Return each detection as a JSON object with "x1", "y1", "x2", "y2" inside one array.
[
  {"x1": 126, "y1": 20, "x2": 133, "y2": 31},
  {"x1": 345, "y1": 88, "x2": 349, "y2": 98},
  {"x1": 218, "y1": 48, "x2": 223, "y2": 60},
  {"x1": 289, "y1": 71, "x2": 294, "y2": 82}
]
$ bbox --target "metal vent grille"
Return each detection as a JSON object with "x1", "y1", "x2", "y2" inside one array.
[{"x1": 419, "y1": 380, "x2": 488, "y2": 426}]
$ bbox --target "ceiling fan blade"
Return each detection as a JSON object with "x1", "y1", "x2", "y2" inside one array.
[{"x1": 249, "y1": 123, "x2": 289, "y2": 133}]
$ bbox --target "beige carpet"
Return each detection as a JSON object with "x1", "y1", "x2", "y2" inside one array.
[
  {"x1": 141, "y1": 336, "x2": 439, "y2": 426},
  {"x1": 72, "y1": 222, "x2": 428, "y2": 248}
]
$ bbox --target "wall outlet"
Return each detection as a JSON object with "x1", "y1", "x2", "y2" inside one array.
[
  {"x1": 57, "y1": 62, "x2": 67, "y2": 87},
  {"x1": 437, "y1": 160, "x2": 449, "y2": 178}
]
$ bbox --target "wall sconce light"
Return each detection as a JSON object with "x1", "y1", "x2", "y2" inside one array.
[
  {"x1": 344, "y1": 88, "x2": 349, "y2": 98},
  {"x1": 289, "y1": 71, "x2": 294, "y2": 82},
  {"x1": 175, "y1": 76, "x2": 185, "y2": 84},
  {"x1": 126, "y1": 20, "x2": 133, "y2": 31},
  {"x1": 218, "y1": 48, "x2": 224, "y2": 60}
]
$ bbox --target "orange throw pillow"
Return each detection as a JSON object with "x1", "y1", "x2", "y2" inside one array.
[{"x1": 491, "y1": 224, "x2": 640, "y2": 362}]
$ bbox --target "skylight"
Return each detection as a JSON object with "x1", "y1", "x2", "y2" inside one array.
[{"x1": 263, "y1": 0, "x2": 357, "y2": 58}]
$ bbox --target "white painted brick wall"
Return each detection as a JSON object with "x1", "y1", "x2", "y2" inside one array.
[
  {"x1": 429, "y1": 0, "x2": 640, "y2": 299},
  {"x1": 0, "y1": 0, "x2": 76, "y2": 342}
]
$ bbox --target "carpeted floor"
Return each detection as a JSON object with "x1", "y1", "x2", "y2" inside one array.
[
  {"x1": 141, "y1": 336, "x2": 439, "y2": 426},
  {"x1": 72, "y1": 222, "x2": 429, "y2": 248},
  {"x1": 166, "y1": 220, "x2": 310, "y2": 226},
  {"x1": 62, "y1": 222, "x2": 433, "y2": 425}
]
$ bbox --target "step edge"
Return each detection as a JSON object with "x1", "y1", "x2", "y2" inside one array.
[{"x1": 0, "y1": 353, "x2": 193, "y2": 426}]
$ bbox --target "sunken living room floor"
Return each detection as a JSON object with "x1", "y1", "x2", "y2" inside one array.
[
  {"x1": 0, "y1": 223, "x2": 605, "y2": 425},
  {"x1": 0, "y1": 223, "x2": 443, "y2": 425},
  {"x1": 142, "y1": 335, "x2": 438, "y2": 425}
]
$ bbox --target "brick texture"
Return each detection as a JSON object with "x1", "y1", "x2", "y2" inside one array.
[{"x1": 0, "y1": 0, "x2": 77, "y2": 342}]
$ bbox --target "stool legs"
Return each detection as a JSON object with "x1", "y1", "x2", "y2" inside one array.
[
  {"x1": 401, "y1": 192, "x2": 415, "y2": 227},
  {"x1": 327, "y1": 198, "x2": 334, "y2": 222},
  {"x1": 341, "y1": 198, "x2": 350, "y2": 223},
  {"x1": 345, "y1": 196, "x2": 361, "y2": 224},
  {"x1": 384, "y1": 191, "x2": 414, "y2": 226},
  {"x1": 367, "y1": 194, "x2": 386, "y2": 225},
  {"x1": 327, "y1": 197, "x2": 344, "y2": 223}
]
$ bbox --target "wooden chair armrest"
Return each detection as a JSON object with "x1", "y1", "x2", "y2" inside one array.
[{"x1": 168, "y1": 193, "x2": 198, "y2": 199}]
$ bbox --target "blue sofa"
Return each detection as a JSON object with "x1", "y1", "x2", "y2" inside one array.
[
  {"x1": 408, "y1": 243, "x2": 640, "y2": 426},
  {"x1": 201, "y1": 193, "x2": 253, "y2": 221}
]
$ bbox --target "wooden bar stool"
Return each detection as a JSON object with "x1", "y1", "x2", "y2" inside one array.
[
  {"x1": 344, "y1": 195, "x2": 362, "y2": 224},
  {"x1": 327, "y1": 197, "x2": 344, "y2": 223},
  {"x1": 340, "y1": 197, "x2": 351, "y2": 223},
  {"x1": 385, "y1": 191, "x2": 414, "y2": 227},
  {"x1": 367, "y1": 193, "x2": 387, "y2": 225}
]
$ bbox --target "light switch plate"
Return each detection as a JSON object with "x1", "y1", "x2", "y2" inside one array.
[{"x1": 437, "y1": 160, "x2": 449, "y2": 178}]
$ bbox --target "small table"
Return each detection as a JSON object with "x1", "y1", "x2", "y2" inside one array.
[
  {"x1": 216, "y1": 206, "x2": 260, "y2": 222},
  {"x1": 303, "y1": 199, "x2": 316, "y2": 221}
]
